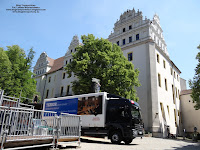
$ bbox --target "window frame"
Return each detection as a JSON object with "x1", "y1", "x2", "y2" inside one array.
[
  {"x1": 48, "y1": 77, "x2": 51, "y2": 83},
  {"x1": 163, "y1": 60, "x2": 166, "y2": 69},
  {"x1": 123, "y1": 39, "x2": 126, "y2": 45},
  {"x1": 123, "y1": 28, "x2": 126, "y2": 32},
  {"x1": 157, "y1": 54, "x2": 160, "y2": 63},
  {"x1": 129, "y1": 36, "x2": 132, "y2": 43},
  {"x1": 136, "y1": 34, "x2": 139, "y2": 40},
  {"x1": 158, "y1": 73, "x2": 161, "y2": 87},
  {"x1": 127, "y1": 52, "x2": 133, "y2": 61},
  {"x1": 63, "y1": 72, "x2": 66, "y2": 79}
]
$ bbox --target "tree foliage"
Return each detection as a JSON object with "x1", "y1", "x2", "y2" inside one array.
[
  {"x1": 189, "y1": 45, "x2": 200, "y2": 109},
  {"x1": 0, "y1": 45, "x2": 37, "y2": 102},
  {"x1": 65, "y1": 34, "x2": 140, "y2": 101}
]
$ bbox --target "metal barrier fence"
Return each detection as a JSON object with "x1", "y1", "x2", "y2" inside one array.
[
  {"x1": 0, "y1": 90, "x2": 34, "y2": 109},
  {"x1": 0, "y1": 106, "x2": 57, "y2": 149},
  {"x1": 0, "y1": 106, "x2": 82, "y2": 149},
  {"x1": 57, "y1": 113, "x2": 81, "y2": 146}
]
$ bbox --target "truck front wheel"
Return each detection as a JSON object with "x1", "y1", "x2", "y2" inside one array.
[{"x1": 110, "y1": 131, "x2": 122, "y2": 144}]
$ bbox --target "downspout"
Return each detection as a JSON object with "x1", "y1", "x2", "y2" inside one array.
[{"x1": 42, "y1": 74, "x2": 47, "y2": 103}]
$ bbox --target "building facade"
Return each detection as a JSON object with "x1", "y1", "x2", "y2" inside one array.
[
  {"x1": 180, "y1": 89, "x2": 200, "y2": 135},
  {"x1": 108, "y1": 9, "x2": 182, "y2": 137},
  {"x1": 34, "y1": 8, "x2": 183, "y2": 137},
  {"x1": 34, "y1": 35, "x2": 81, "y2": 100}
]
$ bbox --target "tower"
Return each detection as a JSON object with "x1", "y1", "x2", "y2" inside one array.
[{"x1": 108, "y1": 8, "x2": 181, "y2": 137}]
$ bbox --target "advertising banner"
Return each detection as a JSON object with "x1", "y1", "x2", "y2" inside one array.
[{"x1": 44, "y1": 98, "x2": 78, "y2": 115}]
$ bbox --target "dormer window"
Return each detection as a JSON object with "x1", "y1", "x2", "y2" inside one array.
[{"x1": 123, "y1": 28, "x2": 126, "y2": 32}]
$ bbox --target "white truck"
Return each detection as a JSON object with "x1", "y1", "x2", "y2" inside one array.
[{"x1": 43, "y1": 92, "x2": 144, "y2": 144}]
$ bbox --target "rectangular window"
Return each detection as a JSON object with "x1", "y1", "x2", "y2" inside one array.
[
  {"x1": 123, "y1": 28, "x2": 126, "y2": 32},
  {"x1": 167, "y1": 105, "x2": 170, "y2": 118},
  {"x1": 54, "y1": 75, "x2": 56, "y2": 81},
  {"x1": 158, "y1": 73, "x2": 161, "y2": 87},
  {"x1": 136, "y1": 34, "x2": 139, "y2": 40},
  {"x1": 117, "y1": 41, "x2": 119, "y2": 46},
  {"x1": 160, "y1": 103, "x2": 166, "y2": 121},
  {"x1": 63, "y1": 73, "x2": 65, "y2": 79},
  {"x1": 170, "y1": 67, "x2": 173, "y2": 75},
  {"x1": 48, "y1": 77, "x2": 51, "y2": 83},
  {"x1": 178, "y1": 89, "x2": 180, "y2": 99},
  {"x1": 129, "y1": 25, "x2": 132, "y2": 30},
  {"x1": 60, "y1": 86, "x2": 63, "y2": 96},
  {"x1": 165, "y1": 78, "x2": 168, "y2": 91},
  {"x1": 66, "y1": 85, "x2": 70, "y2": 95},
  {"x1": 163, "y1": 60, "x2": 166, "y2": 69},
  {"x1": 66, "y1": 60, "x2": 68, "y2": 65},
  {"x1": 129, "y1": 36, "x2": 132, "y2": 43},
  {"x1": 174, "y1": 71, "x2": 176, "y2": 79},
  {"x1": 128, "y1": 53, "x2": 133, "y2": 61},
  {"x1": 174, "y1": 109, "x2": 177, "y2": 127},
  {"x1": 176, "y1": 87, "x2": 178, "y2": 98},
  {"x1": 177, "y1": 75, "x2": 179, "y2": 81},
  {"x1": 172, "y1": 85, "x2": 175, "y2": 104},
  {"x1": 46, "y1": 89, "x2": 49, "y2": 98},
  {"x1": 157, "y1": 54, "x2": 160, "y2": 63},
  {"x1": 123, "y1": 39, "x2": 126, "y2": 45}
]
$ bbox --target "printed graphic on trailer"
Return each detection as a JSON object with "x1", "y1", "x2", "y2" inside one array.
[{"x1": 45, "y1": 98, "x2": 78, "y2": 115}]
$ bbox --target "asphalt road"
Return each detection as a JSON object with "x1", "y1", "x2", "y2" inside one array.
[{"x1": 59, "y1": 136, "x2": 200, "y2": 150}]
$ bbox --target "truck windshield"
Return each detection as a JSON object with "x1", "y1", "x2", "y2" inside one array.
[{"x1": 131, "y1": 106, "x2": 141, "y2": 119}]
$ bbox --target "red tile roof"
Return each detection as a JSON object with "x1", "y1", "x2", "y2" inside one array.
[
  {"x1": 47, "y1": 57, "x2": 55, "y2": 66},
  {"x1": 47, "y1": 56, "x2": 64, "y2": 74},
  {"x1": 180, "y1": 89, "x2": 192, "y2": 95}
]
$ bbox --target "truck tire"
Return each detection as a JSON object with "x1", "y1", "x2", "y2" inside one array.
[
  {"x1": 124, "y1": 138, "x2": 133, "y2": 145},
  {"x1": 110, "y1": 131, "x2": 122, "y2": 144}
]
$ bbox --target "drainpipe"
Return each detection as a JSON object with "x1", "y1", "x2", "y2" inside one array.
[{"x1": 42, "y1": 74, "x2": 47, "y2": 103}]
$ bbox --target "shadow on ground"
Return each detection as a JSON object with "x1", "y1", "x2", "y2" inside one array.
[
  {"x1": 173, "y1": 143, "x2": 200, "y2": 150},
  {"x1": 58, "y1": 146, "x2": 78, "y2": 149},
  {"x1": 80, "y1": 138, "x2": 138, "y2": 146}
]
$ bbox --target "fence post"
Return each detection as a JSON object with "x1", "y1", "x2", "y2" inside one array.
[
  {"x1": 78, "y1": 116, "x2": 82, "y2": 147},
  {"x1": 0, "y1": 90, "x2": 4, "y2": 106}
]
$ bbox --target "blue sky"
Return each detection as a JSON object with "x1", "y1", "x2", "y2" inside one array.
[{"x1": 0, "y1": 0, "x2": 200, "y2": 88}]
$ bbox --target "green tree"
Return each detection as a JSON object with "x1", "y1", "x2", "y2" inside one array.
[
  {"x1": 65, "y1": 34, "x2": 140, "y2": 101},
  {"x1": 0, "y1": 48, "x2": 13, "y2": 94},
  {"x1": 189, "y1": 45, "x2": 200, "y2": 109},
  {"x1": 0, "y1": 45, "x2": 37, "y2": 102}
]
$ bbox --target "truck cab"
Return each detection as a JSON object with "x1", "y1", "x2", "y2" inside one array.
[{"x1": 106, "y1": 94, "x2": 143, "y2": 144}]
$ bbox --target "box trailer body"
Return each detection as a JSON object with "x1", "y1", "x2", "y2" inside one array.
[
  {"x1": 44, "y1": 92, "x2": 144, "y2": 144},
  {"x1": 44, "y1": 92, "x2": 106, "y2": 128}
]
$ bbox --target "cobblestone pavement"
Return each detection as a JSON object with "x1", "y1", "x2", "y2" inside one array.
[{"x1": 59, "y1": 136, "x2": 200, "y2": 150}]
